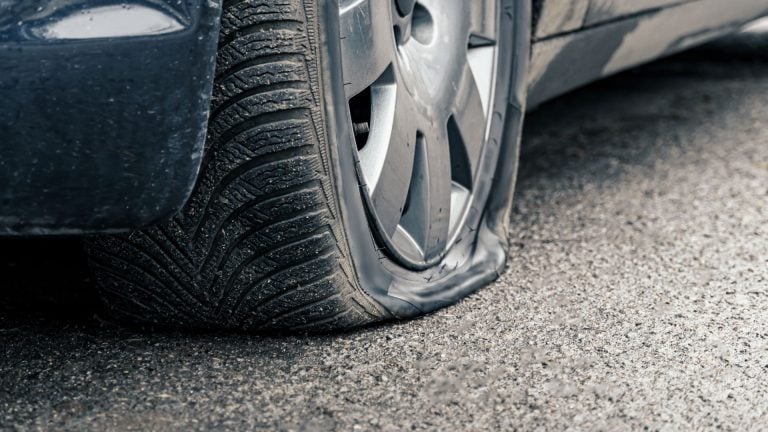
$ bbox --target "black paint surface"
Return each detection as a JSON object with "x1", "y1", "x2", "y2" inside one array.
[{"x1": 0, "y1": 0, "x2": 221, "y2": 234}]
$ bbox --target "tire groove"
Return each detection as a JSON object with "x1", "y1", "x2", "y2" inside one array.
[
  {"x1": 142, "y1": 229, "x2": 197, "y2": 283},
  {"x1": 193, "y1": 113, "x2": 309, "y2": 192},
  {"x1": 211, "y1": 80, "x2": 310, "y2": 120},
  {"x1": 199, "y1": 179, "x2": 319, "y2": 253},
  {"x1": 157, "y1": 223, "x2": 197, "y2": 267},
  {"x1": 216, "y1": 53, "x2": 306, "y2": 80},
  {"x1": 196, "y1": 180, "x2": 323, "y2": 266},
  {"x1": 260, "y1": 293, "x2": 342, "y2": 329},
  {"x1": 89, "y1": 260, "x2": 162, "y2": 315},
  {"x1": 88, "y1": 250, "x2": 202, "y2": 323},
  {"x1": 219, "y1": 19, "x2": 304, "y2": 49},
  {"x1": 190, "y1": 146, "x2": 317, "y2": 243},
  {"x1": 202, "y1": 207, "x2": 328, "y2": 280},
  {"x1": 196, "y1": 179, "x2": 323, "y2": 254},
  {"x1": 211, "y1": 108, "x2": 309, "y2": 149},
  {"x1": 229, "y1": 250, "x2": 338, "y2": 320},
  {"x1": 214, "y1": 226, "x2": 333, "y2": 314},
  {"x1": 290, "y1": 309, "x2": 353, "y2": 332},
  {"x1": 110, "y1": 235, "x2": 210, "y2": 310}
]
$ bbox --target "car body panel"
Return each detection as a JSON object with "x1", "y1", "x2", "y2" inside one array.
[
  {"x1": 533, "y1": 0, "x2": 590, "y2": 39},
  {"x1": 0, "y1": 0, "x2": 221, "y2": 235},
  {"x1": 584, "y1": 0, "x2": 692, "y2": 26},
  {"x1": 528, "y1": 0, "x2": 768, "y2": 107},
  {"x1": 533, "y1": 0, "x2": 698, "y2": 38}
]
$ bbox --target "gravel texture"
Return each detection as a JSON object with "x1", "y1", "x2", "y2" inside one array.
[{"x1": 1, "y1": 31, "x2": 768, "y2": 431}]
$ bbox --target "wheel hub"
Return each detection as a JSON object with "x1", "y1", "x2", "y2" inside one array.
[{"x1": 338, "y1": 0, "x2": 498, "y2": 269}]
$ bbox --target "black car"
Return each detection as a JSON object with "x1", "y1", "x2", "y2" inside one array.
[{"x1": 2, "y1": 0, "x2": 766, "y2": 331}]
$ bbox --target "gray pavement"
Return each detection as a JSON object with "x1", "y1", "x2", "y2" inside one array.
[{"x1": 2, "y1": 31, "x2": 768, "y2": 431}]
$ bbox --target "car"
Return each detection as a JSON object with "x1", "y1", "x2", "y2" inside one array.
[{"x1": 2, "y1": 0, "x2": 766, "y2": 332}]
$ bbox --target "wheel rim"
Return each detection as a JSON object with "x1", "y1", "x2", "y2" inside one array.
[{"x1": 338, "y1": 0, "x2": 499, "y2": 269}]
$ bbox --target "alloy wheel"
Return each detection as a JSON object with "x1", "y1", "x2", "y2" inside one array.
[{"x1": 338, "y1": 0, "x2": 499, "y2": 269}]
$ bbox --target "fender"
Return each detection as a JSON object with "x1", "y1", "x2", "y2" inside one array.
[{"x1": 0, "y1": 0, "x2": 222, "y2": 234}]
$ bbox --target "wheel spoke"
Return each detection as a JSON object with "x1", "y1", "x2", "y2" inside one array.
[
  {"x1": 466, "y1": 44, "x2": 496, "y2": 116},
  {"x1": 339, "y1": 0, "x2": 397, "y2": 98},
  {"x1": 467, "y1": 0, "x2": 496, "y2": 43},
  {"x1": 359, "y1": 71, "x2": 418, "y2": 237},
  {"x1": 416, "y1": 0, "x2": 495, "y2": 43},
  {"x1": 423, "y1": 126, "x2": 453, "y2": 258},
  {"x1": 449, "y1": 183, "x2": 471, "y2": 232},
  {"x1": 449, "y1": 62, "x2": 487, "y2": 188},
  {"x1": 397, "y1": 134, "x2": 428, "y2": 258},
  {"x1": 400, "y1": 125, "x2": 452, "y2": 259}
]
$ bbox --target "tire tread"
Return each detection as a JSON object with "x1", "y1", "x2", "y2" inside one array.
[{"x1": 88, "y1": 0, "x2": 387, "y2": 332}]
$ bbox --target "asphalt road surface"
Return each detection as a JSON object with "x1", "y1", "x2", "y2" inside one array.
[{"x1": 2, "y1": 29, "x2": 768, "y2": 431}]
